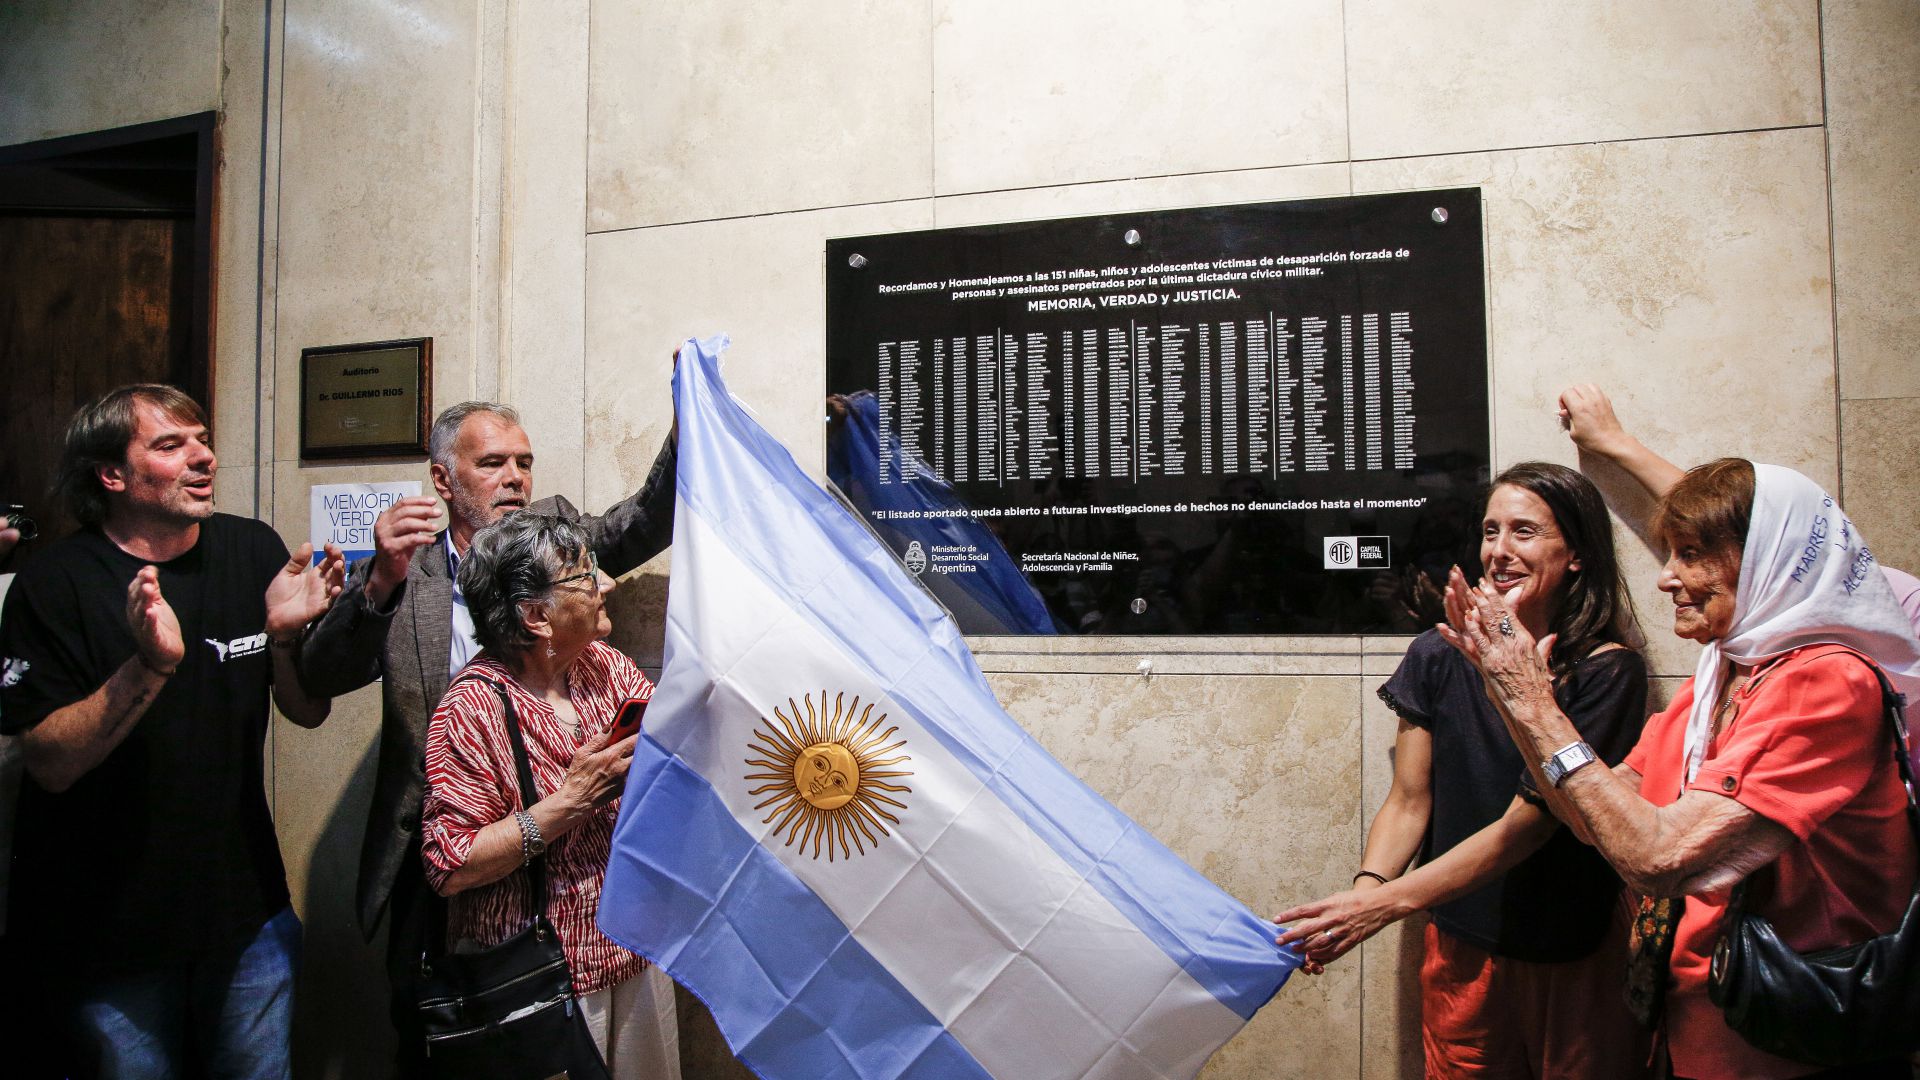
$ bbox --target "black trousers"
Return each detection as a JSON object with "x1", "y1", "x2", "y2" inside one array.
[
  {"x1": 383, "y1": 851, "x2": 446, "y2": 1080},
  {"x1": 0, "y1": 928, "x2": 65, "y2": 1078}
]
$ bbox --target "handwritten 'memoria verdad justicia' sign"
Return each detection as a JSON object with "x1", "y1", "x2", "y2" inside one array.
[{"x1": 310, "y1": 481, "x2": 422, "y2": 568}]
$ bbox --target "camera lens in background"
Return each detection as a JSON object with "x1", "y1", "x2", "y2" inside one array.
[{"x1": 4, "y1": 507, "x2": 38, "y2": 542}]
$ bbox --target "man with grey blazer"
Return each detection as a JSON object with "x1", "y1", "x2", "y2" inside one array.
[{"x1": 296, "y1": 401, "x2": 675, "y2": 1073}]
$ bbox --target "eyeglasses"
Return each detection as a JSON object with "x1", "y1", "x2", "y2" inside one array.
[{"x1": 550, "y1": 552, "x2": 600, "y2": 591}]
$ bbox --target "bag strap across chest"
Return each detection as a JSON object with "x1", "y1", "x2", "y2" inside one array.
[{"x1": 449, "y1": 673, "x2": 551, "y2": 919}]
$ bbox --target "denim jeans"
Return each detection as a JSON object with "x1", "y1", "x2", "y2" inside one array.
[{"x1": 66, "y1": 904, "x2": 301, "y2": 1080}]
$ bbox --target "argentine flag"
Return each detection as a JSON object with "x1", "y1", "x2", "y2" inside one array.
[{"x1": 599, "y1": 335, "x2": 1295, "y2": 1079}]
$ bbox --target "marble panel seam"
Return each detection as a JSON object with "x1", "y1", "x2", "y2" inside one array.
[
  {"x1": 1818, "y1": 101, "x2": 1845, "y2": 502},
  {"x1": 587, "y1": 193, "x2": 941, "y2": 236},
  {"x1": 591, "y1": 161, "x2": 1365, "y2": 235},
  {"x1": 1345, "y1": 121, "x2": 1826, "y2": 168}
]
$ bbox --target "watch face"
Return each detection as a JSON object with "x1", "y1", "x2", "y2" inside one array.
[{"x1": 1545, "y1": 743, "x2": 1594, "y2": 786}]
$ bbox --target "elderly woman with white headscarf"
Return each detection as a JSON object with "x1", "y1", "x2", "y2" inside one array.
[{"x1": 1439, "y1": 459, "x2": 1920, "y2": 1080}]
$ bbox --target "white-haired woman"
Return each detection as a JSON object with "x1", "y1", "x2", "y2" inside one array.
[{"x1": 420, "y1": 513, "x2": 678, "y2": 1078}]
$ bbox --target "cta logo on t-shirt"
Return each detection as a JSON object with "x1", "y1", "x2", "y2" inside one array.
[
  {"x1": 206, "y1": 632, "x2": 268, "y2": 662},
  {"x1": 1, "y1": 656, "x2": 28, "y2": 687}
]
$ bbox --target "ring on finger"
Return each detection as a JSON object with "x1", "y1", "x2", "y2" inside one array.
[{"x1": 1497, "y1": 614, "x2": 1514, "y2": 638}]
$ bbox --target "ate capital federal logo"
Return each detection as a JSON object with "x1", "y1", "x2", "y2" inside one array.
[{"x1": 1324, "y1": 535, "x2": 1392, "y2": 570}]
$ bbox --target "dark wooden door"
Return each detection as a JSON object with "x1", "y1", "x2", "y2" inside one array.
[
  {"x1": 0, "y1": 214, "x2": 195, "y2": 555},
  {"x1": 0, "y1": 114, "x2": 211, "y2": 564}
]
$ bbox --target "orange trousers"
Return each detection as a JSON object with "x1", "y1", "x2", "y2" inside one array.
[{"x1": 1420, "y1": 903, "x2": 1650, "y2": 1080}]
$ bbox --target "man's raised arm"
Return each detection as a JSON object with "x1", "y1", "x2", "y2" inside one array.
[{"x1": 582, "y1": 433, "x2": 677, "y2": 578}]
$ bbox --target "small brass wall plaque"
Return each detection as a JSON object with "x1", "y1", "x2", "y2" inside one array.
[{"x1": 299, "y1": 338, "x2": 432, "y2": 459}]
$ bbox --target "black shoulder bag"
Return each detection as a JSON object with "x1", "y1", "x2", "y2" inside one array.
[
  {"x1": 1706, "y1": 663, "x2": 1920, "y2": 1066},
  {"x1": 416, "y1": 680, "x2": 611, "y2": 1080}
]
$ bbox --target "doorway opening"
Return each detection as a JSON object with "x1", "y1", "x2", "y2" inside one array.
[{"x1": 0, "y1": 112, "x2": 217, "y2": 559}]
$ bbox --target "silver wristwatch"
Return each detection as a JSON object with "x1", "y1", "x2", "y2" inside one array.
[
  {"x1": 514, "y1": 809, "x2": 547, "y2": 862},
  {"x1": 1541, "y1": 741, "x2": 1599, "y2": 787}
]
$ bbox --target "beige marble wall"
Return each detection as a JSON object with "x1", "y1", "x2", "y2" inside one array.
[
  {"x1": 992, "y1": 670, "x2": 1367, "y2": 1075},
  {"x1": 210, "y1": 0, "x2": 278, "y2": 516},
  {"x1": 1842, "y1": 398, "x2": 1920, "y2": 575},
  {"x1": 1359, "y1": 639, "x2": 1426, "y2": 1080},
  {"x1": 586, "y1": 0, "x2": 933, "y2": 230},
  {"x1": 1824, "y1": 0, "x2": 1920, "y2": 405},
  {"x1": 500, "y1": 0, "x2": 592, "y2": 509},
  {"x1": 0, "y1": 0, "x2": 220, "y2": 145},
  {"x1": 1345, "y1": 1, "x2": 1821, "y2": 160},
  {"x1": 1826, "y1": 0, "x2": 1920, "y2": 576},
  {"x1": 584, "y1": 200, "x2": 937, "y2": 502},
  {"x1": 932, "y1": 0, "x2": 1348, "y2": 194}
]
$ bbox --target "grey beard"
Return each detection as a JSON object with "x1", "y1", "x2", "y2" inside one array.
[{"x1": 445, "y1": 478, "x2": 497, "y2": 533}]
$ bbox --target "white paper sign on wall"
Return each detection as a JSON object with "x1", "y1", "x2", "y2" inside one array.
[{"x1": 310, "y1": 481, "x2": 422, "y2": 569}]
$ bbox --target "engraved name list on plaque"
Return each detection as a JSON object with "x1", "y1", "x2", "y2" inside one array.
[{"x1": 826, "y1": 189, "x2": 1491, "y2": 637}]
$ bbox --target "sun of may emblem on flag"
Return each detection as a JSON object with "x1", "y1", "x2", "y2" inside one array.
[{"x1": 745, "y1": 691, "x2": 914, "y2": 860}]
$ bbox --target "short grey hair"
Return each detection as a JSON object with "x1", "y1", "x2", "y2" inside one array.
[
  {"x1": 429, "y1": 401, "x2": 522, "y2": 470},
  {"x1": 457, "y1": 513, "x2": 589, "y2": 660}
]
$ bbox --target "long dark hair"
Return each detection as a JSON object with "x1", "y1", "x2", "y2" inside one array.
[{"x1": 1489, "y1": 462, "x2": 1637, "y2": 676}]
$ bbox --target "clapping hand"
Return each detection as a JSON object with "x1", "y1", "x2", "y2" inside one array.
[
  {"x1": 265, "y1": 542, "x2": 347, "y2": 638},
  {"x1": 125, "y1": 566, "x2": 185, "y2": 673},
  {"x1": 1436, "y1": 566, "x2": 1556, "y2": 715}
]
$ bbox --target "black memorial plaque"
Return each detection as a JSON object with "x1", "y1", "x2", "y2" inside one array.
[{"x1": 825, "y1": 189, "x2": 1490, "y2": 636}]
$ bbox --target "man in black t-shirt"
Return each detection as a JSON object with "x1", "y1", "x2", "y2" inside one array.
[{"x1": 0, "y1": 384, "x2": 343, "y2": 1079}]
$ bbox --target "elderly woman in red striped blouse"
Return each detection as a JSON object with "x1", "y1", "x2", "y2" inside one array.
[{"x1": 420, "y1": 513, "x2": 679, "y2": 1078}]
